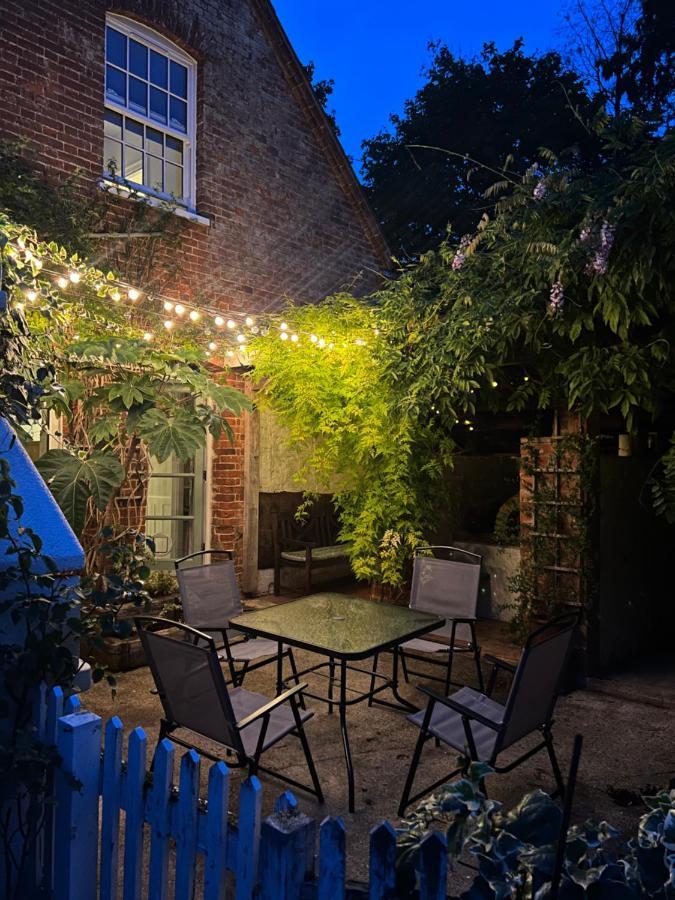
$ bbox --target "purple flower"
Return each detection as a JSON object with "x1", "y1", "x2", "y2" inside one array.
[
  {"x1": 579, "y1": 226, "x2": 592, "y2": 243},
  {"x1": 452, "y1": 234, "x2": 472, "y2": 270},
  {"x1": 549, "y1": 281, "x2": 564, "y2": 314},
  {"x1": 533, "y1": 181, "x2": 547, "y2": 201}
]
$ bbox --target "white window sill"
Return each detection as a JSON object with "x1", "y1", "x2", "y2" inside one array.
[{"x1": 98, "y1": 177, "x2": 211, "y2": 227}]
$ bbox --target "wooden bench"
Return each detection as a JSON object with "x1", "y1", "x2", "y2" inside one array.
[{"x1": 273, "y1": 511, "x2": 351, "y2": 595}]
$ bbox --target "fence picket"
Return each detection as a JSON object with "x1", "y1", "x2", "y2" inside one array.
[
  {"x1": 175, "y1": 749, "x2": 201, "y2": 900},
  {"x1": 100, "y1": 717, "x2": 123, "y2": 900},
  {"x1": 148, "y1": 738, "x2": 174, "y2": 899},
  {"x1": 123, "y1": 727, "x2": 147, "y2": 900},
  {"x1": 46, "y1": 685, "x2": 64, "y2": 745},
  {"x1": 65, "y1": 693, "x2": 81, "y2": 715},
  {"x1": 53, "y1": 711, "x2": 102, "y2": 900},
  {"x1": 235, "y1": 776, "x2": 263, "y2": 900},
  {"x1": 259, "y1": 791, "x2": 315, "y2": 900},
  {"x1": 418, "y1": 832, "x2": 447, "y2": 900},
  {"x1": 204, "y1": 760, "x2": 230, "y2": 900},
  {"x1": 368, "y1": 822, "x2": 397, "y2": 900},
  {"x1": 319, "y1": 817, "x2": 346, "y2": 900}
]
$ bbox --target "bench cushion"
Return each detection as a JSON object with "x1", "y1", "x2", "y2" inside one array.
[{"x1": 280, "y1": 543, "x2": 351, "y2": 563}]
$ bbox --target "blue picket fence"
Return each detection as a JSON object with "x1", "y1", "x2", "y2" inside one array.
[{"x1": 35, "y1": 687, "x2": 448, "y2": 899}]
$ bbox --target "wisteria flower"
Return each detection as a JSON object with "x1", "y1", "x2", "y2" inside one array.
[
  {"x1": 533, "y1": 181, "x2": 547, "y2": 201},
  {"x1": 549, "y1": 281, "x2": 564, "y2": 314},
  {"x1": 452, "y1": 234, "x2": 472, "y2": 270}
]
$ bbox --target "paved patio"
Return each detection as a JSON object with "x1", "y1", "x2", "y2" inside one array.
[{"x1": 86, "y1": 598, "x2": 675, "y2": 892}]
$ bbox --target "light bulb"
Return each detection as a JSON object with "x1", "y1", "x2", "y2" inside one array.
[
  {"x1": 69, "y1": 271, "x2": 81, "y2": 283},
  {"x1": 245, "y1": 316, "x2": 254, "y2": 327},
  {"x1": 290, "y1": 334, "x2": 298, "y2": 342},
  {"x1": 164, "y1": 301, "x2": 174, "y2": 312},
  {"x1": 164, "y1": 320, "x2": 174, "y2": 330},
  {"x1": 215, "y1": 316, "x2": 225, "y2": 327},
  {"x1": 26, "y1": 290, "x2": 37, "y2": 302},
  {"x1": 57, "y1": 276, "x2": 68, "y2": 289},
  {"x1": 143, "y1": 332, "x2": 153, "y2": 341},
  {"x1": 310, "y1": 334, "x2": 318, "y2": 343},
  {"x1": 226, "y1": 350, "x2": 234, "y2": 357},
  {"x1": 189, "y1": 310, "x2": 200, "y2": 322},
  {"x1": 523, "y1": 375, "x2": 529, "y2": 382},
  {"x1": 280, "y1": 322, "x2": 288, "y2": 331},
  {"x1": 128, "y1": 287, "x2": 140, "y2": 301},
  {"x1": 208, "y1": 341, "x2": 217, "y2": 351},
  {"x1": 175, "y1": 304, "x2": 185, "y2": 315},
  {"x1": 280, "y1": 332, "x2": 289, "y2": 341},
  {"x1": 33, "y1": 259, "x2": 42, "y2": 270},
  {"x1": 237, "y1": 333, "x2": 246, "y2": 343},
  {"x1": 227, "y1": 319, "x2": 236, "y2": 329},
  {"x1": 111, "y1": 290, "x2": 121, "y2": 302},
  {"x1": 318, "y1": 338, "x2": 326, "y2": 348},
  {"x1": 491, "y1": 380, "x2": 498, "y2": 388}
]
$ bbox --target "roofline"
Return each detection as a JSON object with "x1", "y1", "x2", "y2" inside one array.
[{"x1": 249, "y1": 0, "x2": 392, "y2": 270}]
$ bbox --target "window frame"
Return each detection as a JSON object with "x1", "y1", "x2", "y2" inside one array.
[{"x1": 104, "y1": 13, "x2": 198, "y2": 211}]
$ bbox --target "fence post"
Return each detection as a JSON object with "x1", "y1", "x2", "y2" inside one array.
[
  {"x1": 123, "y1": 727, "x2": 147, "y2": 900},
  {"x1": 235, "y1": 776, "x2": 263, "y2": 900},
  {"x1": 53, "y1": 710, "x2": 102, "y2": 900},
  {"x1": 100, "y1": 717, "x2": 123, "y2": 900},
  {"x1": 418, "y1": 832, "x2": 447, "y2": 900},
  {"x1": 319, "y1": 816, "x2": 346, "y2": 900},
  {"x1": 259, "y1": 791, "x2": 315, "y2": 900},
  {"x1": 204, "y1": 760, "x2": 230, "y2": 900},
  {"x1": 148, "y1": 737, "x2": 174, "y2": 899},
  {"x1": 369, "y1": 822, "x2": 397, "y2": 900},
  {"x1": 175, "y1": 749, "x2": 200, "y2": 900}
]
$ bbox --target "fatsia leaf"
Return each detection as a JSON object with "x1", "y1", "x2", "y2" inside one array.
[
  {"x1": 35, "y1": 449, "x2": 125, "y2": 532},
  {"x1": 137, "y1": 408, "x2": 205, "y2": 462}
]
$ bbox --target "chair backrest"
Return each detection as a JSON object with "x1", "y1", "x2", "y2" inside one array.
[
  {"x1": 274, "y1": 510, "x2": 341, "y2": 547},
  {"x1": 136, "y1": 616, "x2": 245, "y2": 755},
  {"x1": 499, "y1": 614, "x2": 578, "y2": 751},
  {"x1": 410, "y1": 546, "x2": 482, "y2": 641},
  {"x1": 175, "y1": 551, "x2": 242, "y2": 634}
]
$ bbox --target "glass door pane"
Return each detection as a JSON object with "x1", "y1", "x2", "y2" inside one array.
[{"x1": 146, "y1": 448, "x2": 205, "y2": 568}]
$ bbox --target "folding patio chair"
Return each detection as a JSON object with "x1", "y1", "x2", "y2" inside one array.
[
  {"x1": 136, "y1": 616, "x2": 323, "y2": 800},
  {"x1": 175, "y1": 550, "x2": 299, "y2": 688},
  {"x1": 370, "y1": 546, "x2": 483, "y2": 700},
  {"x1": 398, "y1": 613, "x2": 578, "y2": 816}
]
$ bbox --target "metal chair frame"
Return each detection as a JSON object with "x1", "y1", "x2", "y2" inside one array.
[
  {"x1": 398, "y1": 613, "x2": 578, "y2": 816},
  {"x1": 175, "y1": 550, "x2": 301, "y2": 690},
  {"x1": 371, "y1": 546, "x2": 484, "y2": 700},
  {"x1": 136, "y1": 616, "x2": 323, "y2": 801}
]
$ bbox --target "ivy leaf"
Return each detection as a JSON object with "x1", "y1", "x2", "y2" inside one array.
[
  {"x1": 137, "y1": 408, "x2": 205, "y2": 462},
  {"x1": 35, "y1": 449, "x2": 125, "y2": 532}
]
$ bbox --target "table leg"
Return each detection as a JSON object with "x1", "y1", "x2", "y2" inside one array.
[
  {"x1": 276, "y1": 641, "x2": 284, "y2": 696},
  {"x1": 390, "y1": 647, "x2": 417, "y2": 711},
  {"x1": 339, "y1": 658, "x2": 355, "y2": 813},
  {"x1": 327, "y1": 656, "x2": 335, "y2": 715}
]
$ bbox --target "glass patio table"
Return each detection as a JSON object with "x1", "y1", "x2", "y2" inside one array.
[{"x1": 230, "y1": 592, "x2": 444, "y2": 812}]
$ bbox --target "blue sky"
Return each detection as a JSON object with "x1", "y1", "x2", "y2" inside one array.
[{"x1": 272, "y1": 1, "x2": 569, "y2": 170}]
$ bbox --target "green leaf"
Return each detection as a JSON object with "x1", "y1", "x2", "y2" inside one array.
[
  {"x1": 35, "y1": 449, "x2": 125, "y2": 532},
  {"x1": 137, "y1": 408, "x2": 206, "y2": 462}
]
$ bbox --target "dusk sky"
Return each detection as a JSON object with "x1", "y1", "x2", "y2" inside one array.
[{"x1": 272, "y1": 1, "x2": 571, "y2": 172}]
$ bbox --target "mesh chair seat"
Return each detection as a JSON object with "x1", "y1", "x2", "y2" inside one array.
[
  {"x1": 407, "y1": 686, "x2": 505, "y2": 760},
  {"x1": 230, "y1": 686, "x2": 313, "y2": 756},
  {"x1": 403, "y1": 637, "x2": 452, "y2": 653},
  {"x1": 224, "y1": 638, "x2": 289, "y2": 662}
]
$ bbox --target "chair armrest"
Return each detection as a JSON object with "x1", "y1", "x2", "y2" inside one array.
[
  {"x1": 236, "y1": 682, "x2": 308, "y2": 731},
  {"x1": 276, "y1": 537, "x2": 317, "y2": 550},
  {"x1": 483, "y1": 654, "x2": 516, "y2": 673},
  {"x1": 417, "y1": 684, "x2": 504, "y2": 732}
]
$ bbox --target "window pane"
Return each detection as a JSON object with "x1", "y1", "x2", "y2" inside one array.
[
  {"x1": 146, "y1": 127, "x2": 163, "y2": 157},
  {"x1": 169, "y1": 96, "x2": 187, "y2": 132},
  {"x1": 165, "y1": 162, "x2": 183, "y2": 197},
  {"x1": 103, "y1": 138, "x2": 122, "y2": 176},
  {"x1": 106, "y1": 65, "x2": 126, "y2": 104},
  {"x1": 147, "y1": 155, "x2": 163, "y2": 192},
  {"x1": 124, "y1": 145, "x2": 143, "y2": 183},
  {"x1": 129, "y1": 76, "x2": 147, "y2": 115},
  {"x1": 104, "y1": 109, "x2": 123, "y2": 141},
  {"x1": 165, "y1": 135, "x2": 183, "y2": 166},
  {"x1": 129, "y1": 39, "x2": 147, "y2": 79},
  {"x1": 149, "y1": 86, "x2": 167, "y2": 124},
  {"x1": 125, "y1": 119, "x2": 144, "y2": 149},
  {"x1": 170, "y1": 61, "x2": 188, "y2": 98},
  {"x1": 150, "y1": 50, "x2": 168, "y2": 88},
  {"x1": 106, "y1": 27, "x2": 126, "y2": 68}
]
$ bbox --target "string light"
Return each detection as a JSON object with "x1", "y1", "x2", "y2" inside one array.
[
  {"x1": 57, "y1": 276, "x2": 68, "y2": 289},
  {"x1": 26, "y1": 289, "x2": 37, "y2": 302},
  {"x1": 215, "y1": 316, "x2": 225, "y2": 327},
  {"x1": 189, "y1": 310, "x2": 200, "y2": 322},
  {"x1": 491, "y1": 380, "x2": 498, "y2": 388},
  {"x1": 128, "y1": 287, "x2": 140, "y2": 301},
  {"x1": 318, "y1": 338, "x2": 326, "y2": 348},
  {"x1": 290, "y1": 333, "x2": 298, "y2": 343},
  {"x1": 69, "y1": 271, "x2": 81, "y2": 284},
  {"x1": 310, "y1": 334, "x2": 317, "y2": 343},
  {"x1": 236, "y1": 333, "x2": 246, "y2": 344},
  {"x1": 143, "y1": 332, "x2": 153, "y2": 341},
  {"x1": 164, "y1": 301, "x2": 174, "y2": 312},
  {"x1": 208, "y1": 341, "x2": 217, "y2": 351},
  {"x1": 245, "y1": 316, "x2": 254, "y2": 327},
  {"x1": 175, "y1": 304, "x2": 185, "y2": 316},
  {"x1": 111, "y1": 290, "x2": 121, "y2": 302},
  {"x1": 280, "y1": 322, "x2": 288, "y2": 331},
  {"x1": 164, "y1": 320, "x2": 174, "y2": 330},
  {"x1": 227, "y1": 319, "x2": 236, "y2": 330},
  {"x1": 280, "y1": 332, "x2": 288, "y2": 341}
]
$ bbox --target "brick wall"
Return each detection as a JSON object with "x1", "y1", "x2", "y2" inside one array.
[{"x1": 0, "y1": 0, "x2": 389, "y2": 564}]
